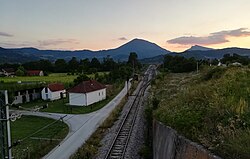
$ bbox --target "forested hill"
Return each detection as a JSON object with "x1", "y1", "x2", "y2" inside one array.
[{"x1": 0, "y1": 39, "x2": 170, "y2": 64}]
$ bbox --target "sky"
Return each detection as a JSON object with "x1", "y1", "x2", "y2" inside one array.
[{"x1": 1, "y1": 0, "x2": 250, "y2": 52}]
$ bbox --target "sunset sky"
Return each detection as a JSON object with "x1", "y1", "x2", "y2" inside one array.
[{"x1": 1, "y1": 0, "x2": 250, "y2": 52}]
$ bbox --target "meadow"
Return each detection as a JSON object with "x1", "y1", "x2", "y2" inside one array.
[
  {"x1": 11, "y1": 115, "x2": 68, "y2": 159},
  {"x1": 0, "y1": 73, "x2": 77, "y2": 84}
]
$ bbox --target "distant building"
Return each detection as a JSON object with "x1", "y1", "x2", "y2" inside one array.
[
  {"x1": 68, "y1": 80, "x2": 106, "y2": 106},
  {"x1": 0, "y1": 68, "x2": 15, "y2": 77},
  {"x1": 27, "y1": 70, "x2": 44, "y2": 76},
  {"x1": 231, "y1": 62, "x2": 242, "y2": 66},
  {"x1": 41, "y1": 83, "x2": 66, "y2": 101}
]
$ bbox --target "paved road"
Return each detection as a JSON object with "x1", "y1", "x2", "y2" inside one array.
[{"x1": 19, "y1": 80, "x2": 131, "y2": 159}]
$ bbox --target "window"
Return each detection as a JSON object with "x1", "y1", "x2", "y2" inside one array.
[
  {"x1": 99, "y1": 92, "x2": 100, "y2": 96},
  {"x1": 102, "y1": 91, "x2": 103, "y2": 95},
  {"x1": 45, "y1": 87, "x2": 48, "y2": 93}
]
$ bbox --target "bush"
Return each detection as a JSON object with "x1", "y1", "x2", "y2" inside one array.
[{"x1": 202, "y1": 67, "x2": 226, "y2": 81}]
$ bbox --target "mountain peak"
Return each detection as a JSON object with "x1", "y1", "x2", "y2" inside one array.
[
  {"x1": 187, "y1": 45, "x2": 213, "y2": 51},
  {"x1": 108, "y1": 38, "x2": 170, "y2": 59}
]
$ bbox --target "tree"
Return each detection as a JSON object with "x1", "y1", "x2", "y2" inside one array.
[
  {"x1": 15, "y1": 66, "x2": 25, "y2": 76},
  {"x1": 102, "y1": 56, "x2": 116, "y2": 71},
  {"x1": 90, "y1": 58, "x2": 101, "y2": 70},
  {"x1": 39, "y1": 60, "x2": 54, "y2": 72},
  {"x1": 127, "y1": 52, "x2": 138, "y2": 66},
  {"x1": 79, "y1": 58, "x2": 90, "y2": 73},
  {"x1": 55, "y1": 59, "x2": 67, "y2": 73},
  {"x1": 127, "y1": 52, "x2": 141, "y2": 72},
  {"x1": 68, "y1": 57, "x2": 79, "y2": 72},
  {"x1": 164, "y1": 55, "x2": 196, "y2": 73},
  {"x1": 73, "y1": 74, "x2": 90, "y2": 85}
]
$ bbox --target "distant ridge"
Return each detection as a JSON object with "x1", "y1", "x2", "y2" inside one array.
[
  {"x1": 0, "y1": 38, "x2": 170, "y2": 63},
  {"x1": 187, "y1": 45, "x2": 214, "y2": 51}
]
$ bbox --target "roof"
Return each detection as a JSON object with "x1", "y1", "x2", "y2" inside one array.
[
  {"x1": 47, "y1": 83, "x2": 65, "y2": 92},
  {"x1": 27, "y1": 70, "x2": 42, "y2": 75},
  {"x1": 68, "y1": 80, "x2": 106, "y2": 93},
  {"x1": 2, "y1": 68, "x2": 15, "y2": 73}
]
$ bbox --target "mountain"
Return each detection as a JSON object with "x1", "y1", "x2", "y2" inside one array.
[
  {"x1": 0, "y1": 38, "x2": 170, "y2": 63},
  {"x1": 187, "y1": 45, "x2": 214, "y2": 51},
  {"x1": 109, "y1": 38, "x2": 170, "y2": 59},
  {"x1": 141, "y1": 47, "x2": 250, "y2": 64}
]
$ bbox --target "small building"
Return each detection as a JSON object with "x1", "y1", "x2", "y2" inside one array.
[
  {"x1": 231, "y1": 62, "x2": 242, "y2": 66},
  {"x1": 41, "y1": 83, "x2": 66, "y2": 101},
  {"x1": 68, "y1": 80, "x2": 106, "y2": 106},
  {"x1": 27, "y1": 70, "x2": 44, "y2": 76},
  {"x1": 0, "y1": 68, "x2": 15, "y2": 77},
  {"x1": 12, "y1": 87, "x2": 43, "y2": 105}
]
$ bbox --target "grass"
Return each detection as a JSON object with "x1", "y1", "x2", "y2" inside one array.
[
  {"x1": 151, "y1": 66, "x2": 250, "y2": 159},
  {"x1": 15, "y1": 81, "x2": 124, "y2": 114},
  {"x1": 0, "y1": 73, "x2": 77, "y2": 84},
  {"x1": 0, "y1": 72, "x2": 109, "y2": 86},
  {"x1": 11, "y1": 115, "x2": 68, "y2": 159}
]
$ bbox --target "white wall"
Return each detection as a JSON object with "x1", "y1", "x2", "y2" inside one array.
[
  {"x1": 69, "y1": 93, "x2": 86, "y2": 106},
  {"x1": 69, "y1": 88, "x2": 106, "y2": 106},
  {"x1": 41, "y1": 88, "x2": 52, "y2": 100},
  {"x1": 86, "y1": 88, "x2": 106, "y2": 106},
  {"x1": 51, "y1": 90, "x2": 65, "y2": 100},
  {"x1": 41, "y1": 88, "x2": 65, "y2": 101}
]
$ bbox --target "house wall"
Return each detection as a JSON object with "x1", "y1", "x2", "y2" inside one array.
[
  {"x1": 39, "y1": 71, "x2": 44, "y2": 76},
  {"x1": 41, "y1": 88, "x2": 52, "y2": 100},
  {"x1": 51, "y1": 90, "x2": 65, "y2": 100},
  {"x1": 42, "y1": 88, "x2": 66, "y2": 101},
  {"x1": 86, "y1": 88, "x2": 106, "y2": 106},
  {"x1": 69, "y1": 93, "x2": 86, "y2": 106}
]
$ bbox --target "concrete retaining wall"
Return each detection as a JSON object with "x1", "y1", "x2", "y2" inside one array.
[{"x1": 153, "y1": 120, "x2": 222, "y2": 159}]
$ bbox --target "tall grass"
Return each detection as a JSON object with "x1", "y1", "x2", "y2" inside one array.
[{"x1": 153, "y1": 67, "x2": 250, "y2": 159}]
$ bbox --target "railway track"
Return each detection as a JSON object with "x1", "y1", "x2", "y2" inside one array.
[{"x1": 104, "y1": 66, "x2": 155, "y2": 159}]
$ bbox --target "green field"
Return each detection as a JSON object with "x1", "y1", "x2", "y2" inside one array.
[
  {"x1": 0, "y1": 73, "x2": 77, "y2": 84},
  {"x1": 11, "y1": 115, "x2": 68, "y2": 159}
]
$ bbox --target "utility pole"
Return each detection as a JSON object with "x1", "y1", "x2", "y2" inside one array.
[
  {"x1": 0, "y1": 90, "x2": 12, "y2": 159},
  {"x1": 132, "y1": 60, "x2": 135, "y2": 78},
  {"x1": 196, "y1": 61, "x2": 199, "y2": 73}
]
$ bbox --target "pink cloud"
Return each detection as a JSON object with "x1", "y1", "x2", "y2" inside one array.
[{"x1": 167, "y1": 28, "x2": 250, "y2": 45}]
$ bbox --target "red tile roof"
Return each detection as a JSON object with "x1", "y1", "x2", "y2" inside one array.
[
  {"x1": 48, "y1": 83, "x2": 65, "y2": 92},
  {"x1": 2, "y1": 68, "x2": 15, "y2": 73},
  {"x1": 27, "y1": 70, "x2": 42, "y2": 76},
  {"x1": 68, "y1": 80, "x2": 106, "y2": 93}
]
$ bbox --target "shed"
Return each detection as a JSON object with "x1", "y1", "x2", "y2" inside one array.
[{"x1": 41, "y1": 83, "x2": 66, "y2": 101}]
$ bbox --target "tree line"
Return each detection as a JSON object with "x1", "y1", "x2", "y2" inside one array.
[
  {"x1": 162, "y1": 53, "x2": 250, "y2": 73},
  {"x1": 0, "y1": 52, "x2": 142, "y2": 84}
]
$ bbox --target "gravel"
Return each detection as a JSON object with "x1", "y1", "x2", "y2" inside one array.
[{"x1": 95, "y1": 82, "x2": 150, "y2": 159}]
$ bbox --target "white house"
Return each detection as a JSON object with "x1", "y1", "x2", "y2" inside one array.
[
  {"x1": 41, "y1": 83, "x2": 66, "y2": 101},
  {"x1": 68, "y1": 80, "x2": 106, "y2": 106},
  {"x1": 0, "y1": 68, "x2": 15, "y2": 77}
]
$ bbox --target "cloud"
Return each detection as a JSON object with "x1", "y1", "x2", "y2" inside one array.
[
  {"x1": 38, "y1": 39, "x2": 80, "y2": 46},
  {"x1": 0, "y1": 41, "x2": 33, "y2": 47},
  {"x1": 0, "y1": 39, "x2": 80, "y2": 49},
  {"x1": 118, "y1": 37, "x2": 128, "y2": 41},
  {"x1": 167, "y1": 28, "x2": 250, "y2": 45},
  {"x1": 0, "y1": 32, "x2": 13, "y2": 37}
]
